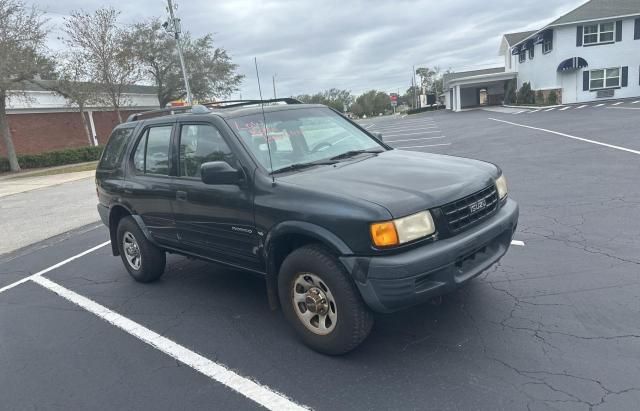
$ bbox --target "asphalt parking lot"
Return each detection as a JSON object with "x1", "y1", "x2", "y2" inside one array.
[{"x1": 2, "y1": 105, "x2": 639, "y2": 410}]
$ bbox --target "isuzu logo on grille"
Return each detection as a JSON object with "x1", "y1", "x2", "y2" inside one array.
[{"x1": 469, "y1": 199, "x2": 487, "y2": 214}]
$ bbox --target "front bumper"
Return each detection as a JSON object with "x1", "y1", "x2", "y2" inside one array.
[{"x1": 341, "y1": 198, "x2": 519, "y2": 313}]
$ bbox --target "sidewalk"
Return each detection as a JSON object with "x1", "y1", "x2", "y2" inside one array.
[{"x1": 0, "y1": 170, "x2": 95, "y2": 197}]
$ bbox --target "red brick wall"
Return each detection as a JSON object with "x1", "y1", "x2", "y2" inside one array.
[{"x1": 1, "y1": 109, "x2": 143, "y2": 156}]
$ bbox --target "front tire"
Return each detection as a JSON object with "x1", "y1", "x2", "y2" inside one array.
[
  {"x1": 278, "y1": 244, "x2": 374, "y2": 355},
  {"x1": 116, "y1": 216, "x2": 166, "y2": 283}
]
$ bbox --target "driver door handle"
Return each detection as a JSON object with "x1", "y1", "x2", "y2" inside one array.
[{"x1": 176, "y1": 190, "x2": 187, "y2": 201}]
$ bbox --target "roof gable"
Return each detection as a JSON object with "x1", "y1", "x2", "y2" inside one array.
[{"x1": 503, "y1": 30, "x2": 537, "y2": 45}]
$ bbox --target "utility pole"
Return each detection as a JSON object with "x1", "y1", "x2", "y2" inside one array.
[
  {"x1": 165, "y1": 0, "x2": 192, "y2": 105},
  {"x1": 272, "y1": 74, "x2": 277, "y2": 99},
  {"x1": 412, "y1": 66, "x2": 417, "y2": 109}
]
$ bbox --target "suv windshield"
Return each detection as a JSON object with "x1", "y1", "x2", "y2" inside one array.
[{"x1": 226, "y1": 107, "x2": 384, "y2": 173}]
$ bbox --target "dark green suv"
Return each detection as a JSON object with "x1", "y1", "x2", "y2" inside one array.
[{"x1": 96, "y1": 99, "x2": 518, "y2": 354}]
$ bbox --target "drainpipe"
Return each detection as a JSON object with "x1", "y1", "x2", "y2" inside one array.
[{"x1": 88, "y1": 111, "x2": 98, "y2": 146}]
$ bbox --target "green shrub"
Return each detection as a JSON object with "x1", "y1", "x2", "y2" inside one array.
[
  {"x1": 0, "y1": 145, "x2": 104, "y2": 172},
  {"x1": 535, "y1": 90, "x2": 545, "y2": 105},
  {"x1": 407, "y1": 105, "x2": 445, "y2": 115},
  {"x1": 547, "y1": 90, "x2": 558, "y2": 105},
  {"x1": 516, "y1": 82, "x2": 535, "y2": 105},
  {"x1": 504, "y1": 79, "x2": 517, "y2": 105}
]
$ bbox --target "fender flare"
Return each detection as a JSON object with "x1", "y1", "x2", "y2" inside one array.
[
  {"x1": 263, "y1": 221, "x2": 354, "y2": 310},
  {"x1": 107, "y1": 205, "x2": 158, "y2": 255}
]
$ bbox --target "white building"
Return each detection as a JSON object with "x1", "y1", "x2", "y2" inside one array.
[{"x1": 445, "y1": 0, "x2": 640, "y2": 111}]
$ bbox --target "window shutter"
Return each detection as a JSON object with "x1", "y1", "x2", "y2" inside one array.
[
  {"x1": 576, "y1": 26, "x2": 583, "y2": 46},
  {"x1": 621, "y1": 66, "x2": 628, "y2": 87},
  {"x1": 615, "y1": 21, "x2": 623, "y2": 41},
  {"x1": 583, "y1": 71, "x2": 589, "y2": 91},
  {"x1": 635, "y1": 18, "x2": 640, "y2": 40}
]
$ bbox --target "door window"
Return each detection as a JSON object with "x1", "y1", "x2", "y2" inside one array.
[
  {"x1": 178, "y1": 124, "x2": 236, "y2": 178},
  {"x1": 133, "y1": 125, "x2": 173, "y2": 175}
]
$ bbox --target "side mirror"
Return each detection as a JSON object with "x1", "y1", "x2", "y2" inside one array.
[
  {"x1": 200, "y1": 161, "x2": 243, "y2": 185},
  {"x1": 372, "y1": 132, "x2": 383, "y2": 142}
]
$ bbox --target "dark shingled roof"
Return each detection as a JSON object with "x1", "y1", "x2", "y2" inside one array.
[
  {"x1": 550, "y1": 0, "x2": 640, "y2": 26},
  {"x1": 504, "y1": 31, "x2": 537, "y2": 45}
]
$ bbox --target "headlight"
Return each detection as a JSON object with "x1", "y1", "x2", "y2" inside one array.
[
  {"x1": 496, "y1": 174, "x2": 508, "y2": 200},
  {"x1": 370, "y1": 211, "x2": 435, "y2": 248}
]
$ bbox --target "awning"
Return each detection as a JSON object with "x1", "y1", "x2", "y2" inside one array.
[{"x1": 557, "y1": 57, "x2": 588, "y2": 72}]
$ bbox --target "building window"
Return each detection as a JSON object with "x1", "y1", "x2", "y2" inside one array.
[
  {"x1": 528, "y1": 46, "x2": 534, "y2": 59},
  {"x1": 584, "y1": 22, "x2": 615, "y2": 45},
  {"x1": 589, "y1": 67, "x2": 620, "y2": 90},
  {"x1": 519, "y1": 50, "x2": 526, "y2": 63},
  {"x1": 542, "y1": 38, "x2": 553, "y2": 54}
]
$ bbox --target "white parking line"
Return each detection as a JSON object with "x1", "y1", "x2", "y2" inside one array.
[
  {"x1": 611, "y1": 102, "x2": 624, "y2": 106},
  {"x1": 0, "y1": 242, "x2": 308, "y2": 410},
  {"x1": 559, "y1": 106, "x2": 571, "y2": 111},
  {"x1": 384, "y1": 130, "x2": 441, "y2": 137},
  {"x1": 386, "y1": 136, "x2": 446, "y2": 143},
  {"x1": 0, "y1": 241, "x2": 111, "y2": 295},
  {"x1": 31, "y1": 275, "x2": 308, "y2": 411},
  {"x1": 397, "y1": 143, "x2": 451, "y2": 149},
  {"x1": 371, "y1": 125, "x2": 439, "y2": 133},
  {"x1": 606, "y1": 107, "x2": 640, "y2": 110},
  {"x1": 372, "y1": 121, "x2": 436, "y2": 129},
  {"x1": 526, "y1": 110, "x2": 540, "y2": 113},
  {"x1": 632, "y1": 100, "x2": 640, "y2": 104},
  {"x1": 511, "y1": 240, "x2": 525, "y2": 247},
  {"x1": 514, "y1": 110, "x2": 528, "y2": 114},
  {"x1": 544, "y1": 108, "x2": 556, "y2": 112},
  {"x1": 363, "y1": 124, "x2": 375, "y2": 130},
  {"x1": 594, "y1": 103, "x2": 605, "y2": 107},
  {"x1": 575, "y1": 105, "x2": 588, "y2": 109},
  {"x1": 488, "y1": 118, "x2": 640, "y2": 156}
]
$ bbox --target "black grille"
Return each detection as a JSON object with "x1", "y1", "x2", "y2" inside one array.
[{"x1": 441, "y1": 185, "x2": 499, "y2": 233}]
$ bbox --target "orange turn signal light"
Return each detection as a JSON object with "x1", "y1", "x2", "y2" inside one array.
[{"x1": 370, "y1": 221, "x2": 399, "y2": 247}]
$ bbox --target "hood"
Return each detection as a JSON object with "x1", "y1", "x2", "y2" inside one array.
[{"x1": 277, "y1": 150, "x2": 500, "y2": 217}]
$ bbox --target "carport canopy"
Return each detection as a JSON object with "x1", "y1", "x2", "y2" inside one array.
[{"x1": 447, "y1": 71, "x2": 517, "y2": 112}]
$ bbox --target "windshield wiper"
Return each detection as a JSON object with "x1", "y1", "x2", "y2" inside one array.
[
  {"x1": 271, "y1": 160, "x2": 336, "y2": 174},
  {"x1": 329, "y1": 149, "x2": 383, "y2": 161}
]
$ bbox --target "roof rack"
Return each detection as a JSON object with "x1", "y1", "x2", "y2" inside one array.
[
  {"x1": 202, "y1": 98, "x2": 303, "y2": 109},
  {"x1": 126, "y1": 105, "x2": 209, "y2": 122},
  {"x1": 126, "y1": 98, "x2": 303, "y2": 122}
]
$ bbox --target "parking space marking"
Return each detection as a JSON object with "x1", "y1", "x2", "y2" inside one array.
[
  {"x1": 606, "y1": 107, "x2": 640, "y2": 110},
  {"x1": 514, "y1": 110, "x2": 528, "y2": 114},
  {"x1": 544, "y1": 108, "x2": 556, "y2": 112},
  {"x1": 372, "y1": 125, "x2": 439, "y2": 133},
  {"x1": 575, "y1": 105, "x2": 588, "y2": 109},
  {"x1": 386, "y1": 136, "x2": 445, "y2": 143},
  {"x1": 611, "y1": 102, "x2": 624, "y2": 106},
  {"x1": 397, "y1": 143, "x2": 451, "y2": 149},
  {"x1": 488, "y1": 118, "x2": 640, "y2": 156},
  {"x1": 0, "y1": 240, "x2": 111, "y2": 295},
  {"x1": 31, "y1": 275, "x2": 308, "y2": 411},
  {"x1": 384, "y1": 130, "x2": 441, "y2": 137},
  {"x1": 511, "y1": 240, "x2": 525, "y2": 247},
  {"x1": 0, "y1": 242, "x2": 308, "y2": 410},
  {"x1": 526, "y1": 110, "x2": 540, "y2": 113},
  {"x1": 363, "y1": 124, "x2": 375, "y2": 129},
  {"x1": 559, "y1": 106, "x2": 571, "y2": 111},
  {"x1": 632, "y1": 100, "x2": 640, "y2": 104},
  {"x1": 594, "y1": 103, "x2": 605, "y2": 107}
]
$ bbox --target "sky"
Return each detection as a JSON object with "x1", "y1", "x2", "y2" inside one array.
[{"x1": 39, "y1": 0, "x2": 586, "y2": 99}]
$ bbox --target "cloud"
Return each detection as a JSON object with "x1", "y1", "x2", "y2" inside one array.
[{"x1": 38, "y1": 0, "x2": 586, "y2": 98}]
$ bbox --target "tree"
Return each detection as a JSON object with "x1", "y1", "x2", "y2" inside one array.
[
  {"x1": 40, "y1": 53, "x2": 100, "y2": 146},
  {"x1": 125, "y1": 19, "x2": 243, "y2": 107},
  {"x1": 0, "y1": 0, "x2": 50, "y2": 171},
  {"x1": 295, "y1": 88, "x2": 353, "y2": 112},
  {"x1": 353, "y1": 90, "x2": 390, "y2": 117},
  {"x1": 517, "y1": 82, "x2": 535, "y2": 105},
  {"x1": 415, "y1": 67, "x2": 436, "y2": 95},
  {"x1": 64, "y1": 7, "x2": 140, "y2": 123}
]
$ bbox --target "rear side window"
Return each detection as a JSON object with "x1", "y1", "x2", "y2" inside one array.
[
  {"x1": 98, "y1": 127, "x2": 134, "y2": 170},
  {"x1": 133, "y1": 125, "x2": 173, "y2": 175}
]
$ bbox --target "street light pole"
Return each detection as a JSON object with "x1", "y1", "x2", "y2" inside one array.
[
  {"x1": 166, "y1": 0, "x2": 192, "y2": 105},
  {"x1": 272, "y1": 74, "x2": 277, "y2": 99}
]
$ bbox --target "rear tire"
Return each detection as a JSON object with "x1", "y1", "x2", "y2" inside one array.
[
  {"x1": 116, "y1": 216, "x2": 166, "y2": 283},
  {"x1": 278, "y1": 244, "x2": 374, "y2": 355}
]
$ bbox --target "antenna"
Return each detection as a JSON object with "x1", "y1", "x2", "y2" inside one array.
[{"x1": 254, "y1": 57, "x2": 275, "y2": 185}]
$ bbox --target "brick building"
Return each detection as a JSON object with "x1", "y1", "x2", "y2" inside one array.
[{"x1": 2, "y1": 81, "x2": 159, "y2": 155}]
